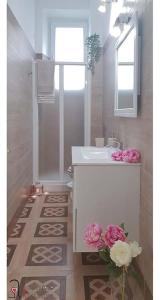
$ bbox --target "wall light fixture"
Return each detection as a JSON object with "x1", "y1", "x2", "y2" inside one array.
[
  {"x1": 98, "y1": 0, "x2": 118, "y2": 13},
  {"x1": 110, "y1": 13, "x2": 131, "y2": 37}
]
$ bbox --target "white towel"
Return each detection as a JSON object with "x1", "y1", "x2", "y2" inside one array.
[{"x1": 36, "y1": 60, "x2": 55, "y2": 95}]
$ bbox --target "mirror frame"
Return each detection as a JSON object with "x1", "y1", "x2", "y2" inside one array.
[{"x1": 114, "y1": 12, "x2": 140, "y2": 118}]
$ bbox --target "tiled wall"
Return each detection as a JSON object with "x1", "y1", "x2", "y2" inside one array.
[
  {"x1": 91, "y1": 54, "x2": 104, "y2": 145},
  {"x1": 103, "y1": 0, "x2": 153, "y2": 293},
  {"x1": 7, "y1": 7, "x2": 34, "y2": 224}
]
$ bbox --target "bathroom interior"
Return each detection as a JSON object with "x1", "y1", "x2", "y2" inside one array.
[{"x1": 7, "y1": 0, "x2": 153, "y2": 299}]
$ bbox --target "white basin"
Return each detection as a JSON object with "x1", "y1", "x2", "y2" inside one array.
[{"x1": 80, "y1": 147, "x2": 120, "y2": 160}]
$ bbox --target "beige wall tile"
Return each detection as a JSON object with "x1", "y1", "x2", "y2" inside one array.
[
  {"x1": 91, "y1": 55, "x2": 104, "y2": 144},
  {"x1": 7, "y1": 7, "x2": 34, "y2": 224}
]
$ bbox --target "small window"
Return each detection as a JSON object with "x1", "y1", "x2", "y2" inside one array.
[
  {"x1": 55, "y1": 65, "x2": 85, "y2": 91},
  {"x1": 55, "y1": 27, "x2": 84, "y2": 62}
]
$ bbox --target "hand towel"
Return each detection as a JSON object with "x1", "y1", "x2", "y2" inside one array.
[{"x1": 36, "y1": 59, "x2": 55, "y2": 95}]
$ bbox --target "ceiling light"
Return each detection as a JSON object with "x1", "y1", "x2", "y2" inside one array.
[{"x1": 98, "y1": 4, "x2": 106, "y2": 13}]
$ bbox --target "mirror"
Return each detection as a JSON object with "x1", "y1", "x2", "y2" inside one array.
[{"x1": 114, "y1": 13, "x2": 140, "y2": 118}]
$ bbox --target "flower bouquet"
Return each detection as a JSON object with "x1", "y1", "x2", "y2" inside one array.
[
  {"x1": 112, "y1": 149, "x2": 141, "y2": 163},
  {"x1": 84, "y1": 223, "x2": 142, "y2": 300}
]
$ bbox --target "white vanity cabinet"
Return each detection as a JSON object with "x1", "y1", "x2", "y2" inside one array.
[{"x1": 72, "y1": 147, "x2": 140, "y2": 252}]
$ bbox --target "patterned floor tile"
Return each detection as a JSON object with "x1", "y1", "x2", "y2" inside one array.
[
  {"x1": 84, "y1": 276, "x2": 133, "y2": 300},
  {"x1": 82, "y1": 252, "x2": 105, "y2": 265},
  {"x1": 7, "y1": 192, "x2": 139, "y2": 300},
  {"x1": 34, "y1": 222, "x2": 67, "y2": 237},
  {"x1": 26, "y1": 197, "x2": 36, "y2": 204},
  {"x1": 18, "y1": 207, "x2": 32, "y2": 218},
  {"x1": 40, "y1": 207, "x2": 68, "y2": 218},
  {"x1": 26, "y1": 244, "x2": 67, "y2": 266},
  {"x1": 45, "y1": 193, "x2": 68, "y2": 204},
  {"x1": 17, "y1": 276, "x2": 66, "y2": 300},
  {"x1": 9, "y1": 223, "x2": 26, "y2": 238},
  {"x1": 7, "y1": 245, "x2": 17, "y2": 266}
]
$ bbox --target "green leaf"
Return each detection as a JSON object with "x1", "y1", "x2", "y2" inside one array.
[
  {"x1": 120, "y1": 223, "x2": 125, "y2": 230},
  {"x1": 85, "y1": 33, "x2": 101, "y2": 74},
  {"x1": 120, "y1": 223, "x2": 129, "y2": 238},
  {"x1": 99, "y1": 249, "x2": 110, "y2": 263},
  {"x1": 106, "y1": 262, "x2": 122, "y2": 279}
]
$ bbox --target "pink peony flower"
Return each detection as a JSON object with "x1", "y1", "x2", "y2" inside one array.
[
  {"x1": 111, "y1": 150, "x2": 123, "y2": 161},
  {"x1": 84, "y1": 223, "x2": 103, "y2": 249},
  {"x1": 122, "y1": 149, "x2": 141, "y2": 163},
  {"x1": 104, "y1": 224, "x2": 126, "y2": 248}
]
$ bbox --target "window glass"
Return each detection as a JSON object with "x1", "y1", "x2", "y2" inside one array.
[
  {"x1": 55, "y1": 27, "x2": 84, "y2": 62},
  {"x1": 118, "y1": 65, "x2": 134, "y2": 90},
  {"x1": 64, "y1": 66, "x2": 85, "y2": 90},
  {"x1": 55, "y1": 65, "x2": 85, "y2": 91}
]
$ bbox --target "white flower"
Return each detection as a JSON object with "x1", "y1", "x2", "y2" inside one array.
[
  {"x1": 110, "y1": 241, "x2": 132, "y2": 267},
  {"x1": 129, "y1": 241, "x2": 142, "y2": 258}
]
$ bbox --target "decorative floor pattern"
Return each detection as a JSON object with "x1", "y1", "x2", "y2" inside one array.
[
  {"x1": 82, "y1": 252, "x2": 105, "y2": 265},
  {"x1": 9, "y1": 222, "x2": 26, "y2": 238},
  {"x1": 26, "y1": 244, "x2": 67, "y2": 266},
  {"x1": 18, "y1": 276, "x2": 66, "y2": 300},
  {"x1": 34, "y1": 222, "x2": 67, "y2": 237},
  {"x1": 45, "y1": 193, "x2": 68, "y2": 204},
  {"x1": 40, "y1": 206, "x2": 68, "y2": 218},
  {"x1": 19, "y1": 207, "x2": 32, "y2": 218},
  {"x1": 26, "y1": 197, "x2": 36, "y2": 204},
  {"x1": 84, "y1": 276, "x2": 133, "y2": 300},
  {"x1": 7, "y1": 245, "x2": 17, "y2": 266},
  {"x1": 8, "y1": 192, "x2": 143, "y2": 300}
]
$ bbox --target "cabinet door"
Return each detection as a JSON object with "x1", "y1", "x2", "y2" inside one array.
[{"x1": 73, "y1": 165, "x2": 140, "y2": 252}]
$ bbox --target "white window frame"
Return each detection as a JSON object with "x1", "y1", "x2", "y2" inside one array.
[
  {"x1": 49, "y1": 18, "x2": 90, "y2": 143},
  {"x1": 49, "y1": 18, "x2": 91, "y2": 147},
  {"x1": 49, "y1": 19, "x2": 88, "y2": 63}
]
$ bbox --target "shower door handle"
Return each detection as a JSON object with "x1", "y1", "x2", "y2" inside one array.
[{"x1": 74, "y1": 208, "x2": 77, "y2": 251}]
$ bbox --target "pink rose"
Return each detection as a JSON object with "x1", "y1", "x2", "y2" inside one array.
[
  {"x1": 122, "y1": 149, "x2": 141, "y2": 163},
  {"x1": 104, "y1": 225, "x2": 126, "y2": 248},
  {"x1": 84, "y1": 223, "x2": 103, "y2": 249},
  {"x1": 112, "y1": 150, "x2": 123, "y2": 161}
]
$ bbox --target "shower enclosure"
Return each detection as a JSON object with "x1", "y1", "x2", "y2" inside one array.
[
  {"x1": 33, "y1": 62, "x2": 89, "y2": 184},
  {"x1": 33, "y1": 24, "x2": 90, "y2": 184}
]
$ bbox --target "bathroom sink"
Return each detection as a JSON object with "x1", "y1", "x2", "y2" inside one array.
[{"x1": 81, "y1": 147, "x2": 116, "y2": 160}]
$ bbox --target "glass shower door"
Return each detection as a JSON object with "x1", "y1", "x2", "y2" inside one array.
[
  {"x1": 38, "y1": 67, "x2": 60, "y2": 181},
  {"x1": 37, "y1": 64, "x2": 86, "y2": 183}
]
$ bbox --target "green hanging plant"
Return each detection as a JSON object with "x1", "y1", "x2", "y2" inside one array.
[{"x1": 85, "y1": 33, "x2": 101, "y2": 74}]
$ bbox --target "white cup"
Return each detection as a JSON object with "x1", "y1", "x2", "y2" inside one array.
[
  {"x1": 106, "y1": 138, "x2": 120, "y2": 148},
  {"x1": 95, "y1": 138, "x2": 104, "y2": 147}
]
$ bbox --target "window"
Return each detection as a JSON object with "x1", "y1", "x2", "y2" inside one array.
[
  {"x1": 55, "y1": 65, "x2": 85, "y2": 91},
  {"x1": 53, "y1": 24, "x2": 86, "y2": 91},
  {"x1": 55, "y1": 27, "x2": 84, "y2": 63}
]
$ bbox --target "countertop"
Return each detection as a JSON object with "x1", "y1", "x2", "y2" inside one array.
[{"x1": 72, "y1": 146, "x2": 141, "y2": 166}]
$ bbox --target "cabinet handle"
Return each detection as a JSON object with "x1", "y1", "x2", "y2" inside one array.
[{"x1": 75, "y1": 208, "x2": 77, "y2": 250}]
